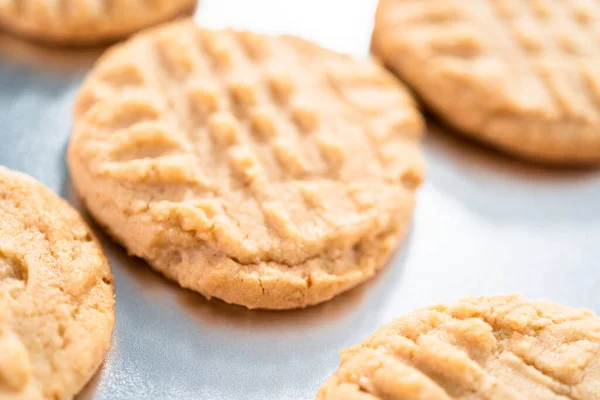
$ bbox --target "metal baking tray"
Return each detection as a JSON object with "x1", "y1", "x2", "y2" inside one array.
[{"x1": 2, "y1": 1, "x2": 600, "y2": 399}]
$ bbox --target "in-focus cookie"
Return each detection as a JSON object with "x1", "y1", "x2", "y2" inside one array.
[
  {"x1": 373, "y1": 0, "x2": 600, "y2": 164},
  {"x1": 68, "y1": 20, "x2": 424, "y2": 310},
  {"x1": 0, "y1": 167, "x2": 114, "y2": 400},
  {"x1": 0, "y1": 0, "x2": 197, "y2": 46},
  {"x1": 318, "y1": 294, "x2": 600, "y2": 399}
]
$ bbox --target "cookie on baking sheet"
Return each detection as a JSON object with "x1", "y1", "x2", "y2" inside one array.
[
  {"x1": 68, "y1": 20, "x2": 424, "y2": 310},
  {"x1": 318, "y1": 294, "x2": 600, "y2": 399},
  {"x1": 373, "y1": 0, "x2": 600, "y2": 165},
  {"x1": 0, "y1": 0, "x2": 197, "y2": 46},
  {"x1": 0, "y1": 167, "x2": 114, "y2": 400}
]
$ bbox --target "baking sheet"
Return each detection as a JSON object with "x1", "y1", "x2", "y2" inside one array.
[{"x1": 2, "y1": 1, "x2": 600, "y2": 399}]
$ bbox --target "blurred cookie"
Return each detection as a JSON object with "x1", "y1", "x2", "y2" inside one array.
[
  {"x1": 318, "y1": 294, "x2": 600, "y2": 399},
  {"x1": 0, "y1": 167, "x2": 114, "y2": 400},
  {"x1": 68, "y1": 20, "x2": 424, "y2": 309},
  {"x1": 0, "y1": 0, "x2": 197, "y2": 46},
  {"x1": 373, "y1": 0, "x2": 600, "y2": 164}
]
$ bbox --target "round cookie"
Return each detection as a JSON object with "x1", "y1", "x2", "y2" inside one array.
[
  {"x1": 318, "y1": 294, "x2": 600, "y2": 399},
  {"x1": 0, "y1": 167, "x2": 114, "y2": 400},
  {"x1": 0, "y1": 0, "x2": 197, "y2": 46},
  {"x1": 373, "y1": 0, "x2": 600, "y2": 164},
  {"x1": 68, "y1": 20, "x2": 424, "y2": 310}
]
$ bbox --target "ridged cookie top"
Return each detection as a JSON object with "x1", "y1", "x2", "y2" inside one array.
[
  {"x1": 0, "y1": 168, "x2": 114, "y2": 400},
  {"x1": 318, "y1": 295, "x2": 600, "y2": 399},
  {"x1": 0, "y1": 0, "x2": 197, "y2": 44},
  {"x1": 70, "y1": 21, "x2": 423, "y2": 269},
  {"x1": 373, "y1": 0, "x2": 600, "y2": 163}
]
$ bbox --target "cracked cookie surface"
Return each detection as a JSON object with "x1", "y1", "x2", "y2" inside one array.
[
  {"x1": 0, "y1": 0, "x2": 197, "y2": 45},
  {"x1": 373, "y1": 0, "x2": 600, "y2": 164},
  {"x1": 68, "y1": 20, "x2": 424, "y2": 310},
  {"x1": 317, "y1": 294, "x2": 600, "y2": 399},
  {"x1": 0, "y1": 167, "x2": 114, "y2": 400}
]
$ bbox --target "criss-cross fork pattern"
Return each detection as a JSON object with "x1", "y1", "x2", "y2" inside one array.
[
  {"x1": 72, "y1": 21, "x2": 423, "y2": 267},
  {"x1": 383, "y1": 0, "x2": 600, "y2": 122},
  {"x1": 489, "y1": 0, "x2": 600, "y2": 122},
  {"x1": 318, "y1": 295, "x2": 600, "y2": 400}
]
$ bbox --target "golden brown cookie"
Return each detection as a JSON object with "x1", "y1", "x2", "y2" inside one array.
[
  {"x1": 0, "y1": 0, "x2": 197, "y2": 46},
  {"x1": 373, "y1": 0, "x2": 600, "y2": 165},
  {"x1": 68, "y1": 20, "x2": 424, "y2": 310},
  {"x1": 0, "y1": 167, "x2": 114, "y2": 400},
  {"x1": 318, "y1": 294, "x2": 600, "y2": 399}
]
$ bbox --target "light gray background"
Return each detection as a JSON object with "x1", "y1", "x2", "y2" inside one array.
[{"x1": 1, "y1": 1, "x2": 600, "y2": 399}]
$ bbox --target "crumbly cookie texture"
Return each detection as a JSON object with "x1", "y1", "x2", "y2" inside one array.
[
  {"x1": 68, "y1": 20, "x2": 424, "y2": 310},
  {"x1": 0, "y1": 0, "x2": 197, "y2": 45},
  {"x1": 373, "y1": 0, "x2": 600, "y2": 164},
  {"x1": 318, "y1": 294, "x2": 600, "y2": 399},
  {"x1": 0, "y1": 167, "x2": 114, "y2": 400}
]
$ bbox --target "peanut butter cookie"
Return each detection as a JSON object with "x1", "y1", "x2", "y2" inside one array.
[
  {"x1": 318, "y1": 294, "x2": 600, "y2": 399},
  {"x1": 68, "y1": 20, "x2": 424, "y2": 309},
  {"x1": 0, "y1": 167, "x2": 114, "y2": 400},
  {"x1": 0, "y1": 0, "x2": 197, "y2": 45},
  {"x1": 373, "y1": 0, "x2": 600, "y2": 164}
]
